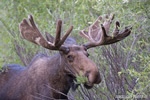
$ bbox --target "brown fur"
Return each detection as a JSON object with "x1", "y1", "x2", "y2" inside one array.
[{"x1": 0, "y1": 45, "x2": 101, "y2": 100}]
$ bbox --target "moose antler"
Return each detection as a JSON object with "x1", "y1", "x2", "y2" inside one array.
[
  {"x1": 79, "y1": 14, "x2": 132, "y2": 49},
  {"x1": 19, "y1": 15, "x2": 73, "y2": 52}
]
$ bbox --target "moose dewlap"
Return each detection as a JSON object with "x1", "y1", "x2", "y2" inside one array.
[{"x1": 0, "y1": 14, "x2": 131, "y2": 100}]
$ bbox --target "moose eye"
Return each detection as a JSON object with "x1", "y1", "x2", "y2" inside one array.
[
  {"x1": 67, "y1": 55, "x2": 74, "y2": 62},
  {"x1": 83, "y1": 45, "x2": 88, "y2": 51},
  {"x1": 67, "y1": 55, "x2": 72, "y2": 59},
  {"x1": 87, "y1": 53, "x2": 90, "y2": 57}
]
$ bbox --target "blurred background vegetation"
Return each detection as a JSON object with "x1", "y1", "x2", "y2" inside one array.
[{"x1": 0, "y1": 0, "x2": 149, "y2": 99}]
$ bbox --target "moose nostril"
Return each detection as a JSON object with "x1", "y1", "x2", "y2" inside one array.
[
  {"x1": 85, "y1": 71, "x2": 101, "y2": 84},
  {"x1": 95, "y1": 73, "x2": 101, "y2": 84},
  {"x1": 87, "y1": 53, "x2": 90, "y2": 57},
  {"x1": 85, "y1": 71, "x2": 90, "y2": 77}
]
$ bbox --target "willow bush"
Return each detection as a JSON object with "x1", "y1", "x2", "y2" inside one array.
[{"x1": 0, "y1": 0, "x2": 149, "y2": 99}]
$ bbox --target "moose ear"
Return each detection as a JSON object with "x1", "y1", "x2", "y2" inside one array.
[{"x1": 64, "y1": 37, "x2": 77, "y2": 45}]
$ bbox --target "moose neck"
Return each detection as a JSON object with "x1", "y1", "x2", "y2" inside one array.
[
  {"x1": 25, "y1": 53, "x2": 75, "y2": 99},
  {"x1": 46, "y1": 53, "x2": 75, "y2": 99}
]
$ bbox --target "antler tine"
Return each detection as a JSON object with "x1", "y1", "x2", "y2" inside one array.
[
  {"x1": 83, "y1": 24, "x2": 106, "y2": 49},
  {"x1": 79, "y1": 16, "x2": 103, "y2": 42},
  {"x1": 45, "y1": 32, "x2": 54, "y2": 43},
  {"x1": 54, "y1": 19, "x2": 73, "y2": 48},
  {"x1": 103, "y1": 27, "x2": 131, "y2": 45},
  {"x1": 55, "y1": 19, "x2": 62, "y2": 46},
  {"x1": 58, "y1": 26, "x2": 73, "y2": 46},
  {"x1": 20, "y1": 15, "x2": 54, "y2": 49},
  {"x1": 28, "y1": 15, "x2": 36, "y2": 28},
  {"x1": 103, "y1": 14, "x2": 114, "y2": 34},
  {"x1": 20, "y1": 15, "x2": 73, "y2": 51},
  {"x1": 80, "y1": 14, "x2": 132, "y2": 49},
  {"x1": 112, "y1": 21, "x2": 120, "y2": 37},
  {"x1": 56, "y1": 25, "x2": 73, "y2": 53},
  {"x1": 79, "y1": 30, "x2": 90, "y2": 41}
]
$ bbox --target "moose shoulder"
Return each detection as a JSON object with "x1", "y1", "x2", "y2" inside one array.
[{"x1": 0, "y1": 14, "x2": 131, "y2": 100}]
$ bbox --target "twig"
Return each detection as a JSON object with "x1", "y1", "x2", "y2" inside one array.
[
  {"x1": 14, "y1": 41, "x2": 27, "y2": 66},
  {"x1": 44, "y1": 84, "x2": 72, "y2": 100},
  {"x1": 125, "y1": 33, "x2": 142, "y2": 69}
]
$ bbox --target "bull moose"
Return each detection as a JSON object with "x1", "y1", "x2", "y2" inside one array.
[{"x1": 0, "y1": 14, "x2": 131, "y2": 100}]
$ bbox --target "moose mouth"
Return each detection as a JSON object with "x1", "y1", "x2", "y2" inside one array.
[
  {"x1": 84, "y1": 82, "x2": 93, "y2": 89},
  {"x1": 70, "y1": 74, "x2": 94, "y2": 89},
  {"x1": 71, "y1": 78, "x2": 93, "y2": 90}
]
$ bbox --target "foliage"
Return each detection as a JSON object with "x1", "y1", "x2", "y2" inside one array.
[
  {"x1": 0, "y1": 0, "x2": 149, "y2": 99},
  {"x1": 75, "y1": 72, "x2": 88, "y2": 85}
]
